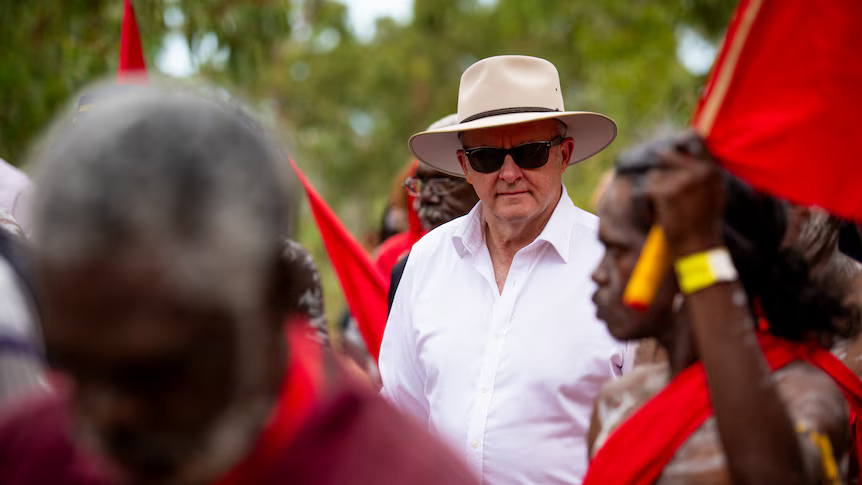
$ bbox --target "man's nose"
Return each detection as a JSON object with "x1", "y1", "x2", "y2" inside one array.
[
  {"x1": 591, "y1": 262, "x2": 608, "y2": 287},
  {"x1": 498, "y1": 155, "x2": 522, "y2": 184}
]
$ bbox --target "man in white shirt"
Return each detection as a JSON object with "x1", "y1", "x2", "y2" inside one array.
[{"x1": 379, "y1": 55, "x2": 632, "y2": 484}]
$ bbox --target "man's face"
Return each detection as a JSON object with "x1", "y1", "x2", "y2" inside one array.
[
  {"x1": 414, "y1": 163, "x2": 479, "y2": 230},
  {"x1": 592, "y1": 177, "x2": 675, "y2": 340},
  {"x1": 40, "y1": 250, "x2": 274, "y2": 484},
  {"x1": 457, "y1": 119, "x2": 572, "y2": 228}
]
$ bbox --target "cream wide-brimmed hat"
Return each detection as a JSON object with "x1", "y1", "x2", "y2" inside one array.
[{"x1": 409, "y1": 55, "x2": 617, "y2": 177}]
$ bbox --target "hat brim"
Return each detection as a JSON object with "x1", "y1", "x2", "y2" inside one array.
[{"x1": 408, "y1": 111, "x2": 617, "y2": 177}]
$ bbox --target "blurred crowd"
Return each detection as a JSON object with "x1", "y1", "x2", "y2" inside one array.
[{"x1": 1, "y1": 2, "x2": 862, "y2": 485}]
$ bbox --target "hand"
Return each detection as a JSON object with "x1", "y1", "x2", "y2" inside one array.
[{"x1": 643, "y1": 132, "x2": 725, "y2": 258}]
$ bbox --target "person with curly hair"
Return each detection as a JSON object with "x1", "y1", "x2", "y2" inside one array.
[{"x1": 586, "y1": 133, "x2": 861, "y2": 484}]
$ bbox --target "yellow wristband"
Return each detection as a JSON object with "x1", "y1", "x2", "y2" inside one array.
[{"x1": 673, "y1": 247, "x2": 738, "y2": 295}]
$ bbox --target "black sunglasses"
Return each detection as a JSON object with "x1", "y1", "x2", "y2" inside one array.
[{"x1": 463, "y1": 136, "x2": 564, "y2": 174}]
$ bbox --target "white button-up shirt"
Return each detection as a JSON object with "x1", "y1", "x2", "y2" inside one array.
[{"x1": 379, "y1": 185, "x2": 632, "y2": 484}]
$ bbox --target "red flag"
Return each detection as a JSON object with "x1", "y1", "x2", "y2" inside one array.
[
  {"x1": 118, "y1": 0, "x2": 147, "y2": 83},
  {"x1": 624, "y1": 0, "x2": 862, "y2": 308},
  {"x1": 694, "y1": 0, "x2": 862, "y2": 220},
  {"x1": 290, "y1": 160, "x2": 388, "y2": 361}
]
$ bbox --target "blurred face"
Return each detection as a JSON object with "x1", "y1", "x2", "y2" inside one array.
[
  {"x1": 457, "y1": 119, "x2": 572, "y2": 229},
  {"x1": 592, "y1": 177, "x2": 675, "y2": 340},
  {"x1": 40, "y1": 250, "x2": 279, "y2": 485},
  {"x1": 414, "y1": 163, "x2": 479, "y2": 229}
]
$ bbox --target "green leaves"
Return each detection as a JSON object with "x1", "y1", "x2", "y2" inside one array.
[{"x1": 0, "y1": 0, "x2": 734, "y2": 323}]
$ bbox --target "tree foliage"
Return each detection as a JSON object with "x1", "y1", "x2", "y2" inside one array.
[{"x1": 0, "y1": 0, "x2": 735, "y2": 322}]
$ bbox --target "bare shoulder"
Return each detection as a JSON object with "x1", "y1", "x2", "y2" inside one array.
[
  {"x1": 775, "y1": 361, "x2": 849, "y2": 482},
  {"x1": 775, "y1": 361, "x2": 849, "y2": 444}
]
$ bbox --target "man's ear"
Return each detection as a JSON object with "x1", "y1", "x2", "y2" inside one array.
[
  {"x1": 560, "y1": 137, "x2": 575, "y2": 174},
  {"x1": 457, "y1": 150, "x2": 473, "y2": 184}
]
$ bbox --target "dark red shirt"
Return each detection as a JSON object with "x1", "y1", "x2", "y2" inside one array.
[{"x1": 0, "y1": 338, "x2": 478, "y2": 485}]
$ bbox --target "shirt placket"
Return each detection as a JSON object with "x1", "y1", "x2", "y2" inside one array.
[{"x1": 465, "y1": 252, "x2": 528, "y2": 480}]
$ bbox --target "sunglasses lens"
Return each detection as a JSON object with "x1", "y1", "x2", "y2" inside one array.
[
  {"x1": 468, "y1": 148, "x2": 505, "y2": 173},
  {"x1": 512, "y1": 143, "x2": 550, "y2": 169}
]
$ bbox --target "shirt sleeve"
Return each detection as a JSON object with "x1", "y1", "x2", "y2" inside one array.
[
  {"x1": 0, "y1": 256, "x2": 44, "y2": 406},
  {"x1": 378, "y1": 252, "x2": 431, "y2": 423}
]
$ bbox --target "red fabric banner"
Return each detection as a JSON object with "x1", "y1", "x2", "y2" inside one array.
[
  {"x1": 118, "y1": 0, "x2": 147, "y2": 83},
  {"x1": 583, "y1": 334, "x2": 861, "y2": 484},
  {"x1": 693, "y1": 0, "x2": 862, "y2": 220},
  {"x1": 290, "y1": 160, "x2": 388, "y2": 361}
]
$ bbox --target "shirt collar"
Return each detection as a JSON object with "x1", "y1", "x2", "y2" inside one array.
[{"x1": 452, "y1": 184, "x2": 576, "y2": 264}]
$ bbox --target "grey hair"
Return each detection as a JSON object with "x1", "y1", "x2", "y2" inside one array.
[
  {"x1": 30, "y1": 87, "x2": 291, "y2": 312},
  {"x1": 794, "y1": 208, "x2": 861, "y2": 285}
]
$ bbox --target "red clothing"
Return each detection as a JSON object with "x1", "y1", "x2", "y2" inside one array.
[
  {"x1": 375, "y1": 231, "x2": 414, "y2": 283},
  {"x1": 214, "y1": 327, "x2": 325, "y2": 485},
  {"x1": 583, "y1": 334, "x2": 862, "y2": 485},
  {"x1": 0, "y1": 336, "x2": 478, "y2": 485},
  {"x1": 290, "y1": 160, "x2": 388, "y2": 361}
]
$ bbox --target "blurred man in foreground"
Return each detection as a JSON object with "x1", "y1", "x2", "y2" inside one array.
[{"x1": 0, "y1": 87, "x2": 478, "y2": 485}]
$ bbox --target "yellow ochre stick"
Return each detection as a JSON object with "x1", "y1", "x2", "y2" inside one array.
[{"x1": 623, "y1": 226, "x2": 671, "y2": 311}]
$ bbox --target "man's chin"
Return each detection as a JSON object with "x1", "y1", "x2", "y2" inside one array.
[
  {"x1": 115, "y1": 452, "x2": 226, "y2": 485},
  {"x1": 595, "y1": 307, "x2": 632, "y2": 340},
  {"x1": 488, "y1": 201, "x2": 540, "y2": 222},
  {"x1": 112, "y1": 455, "x2": 184, "y2": 485},
  {"x1": 102, "y1": 434, "x2": 237, "y2": 485}
]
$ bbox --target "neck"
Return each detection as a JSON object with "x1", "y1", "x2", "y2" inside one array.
[
  {"x1": 484, "y1": 186, "x2": 562, "y2": 261},
  {"x1": 656, "y1": 305, "x2": 699, "y2": 378}
]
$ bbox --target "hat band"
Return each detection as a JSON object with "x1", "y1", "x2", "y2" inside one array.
[{"x1": 461, "y1": 107, "x2": 560, "y2": 124}]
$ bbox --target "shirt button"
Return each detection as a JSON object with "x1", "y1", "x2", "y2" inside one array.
[
  {"x1": 471, "y1": 440, "x2": 479, "y2": 449},
  {"x1": 480, "y1": 386, "x2": 489, "y2": 394}
]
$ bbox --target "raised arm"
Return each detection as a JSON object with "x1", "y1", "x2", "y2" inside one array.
[{"x1": 644, "y1": 136, "x2": 834, "y2": 485}]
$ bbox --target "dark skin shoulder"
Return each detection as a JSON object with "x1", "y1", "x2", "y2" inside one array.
[{"x1": 778, "y1": 362, "x2": 849, "y2": 480}]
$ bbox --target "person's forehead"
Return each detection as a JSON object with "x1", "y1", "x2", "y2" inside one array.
[{"x1": 461, "y1": 119, "x2": 561, "y2": 147}]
